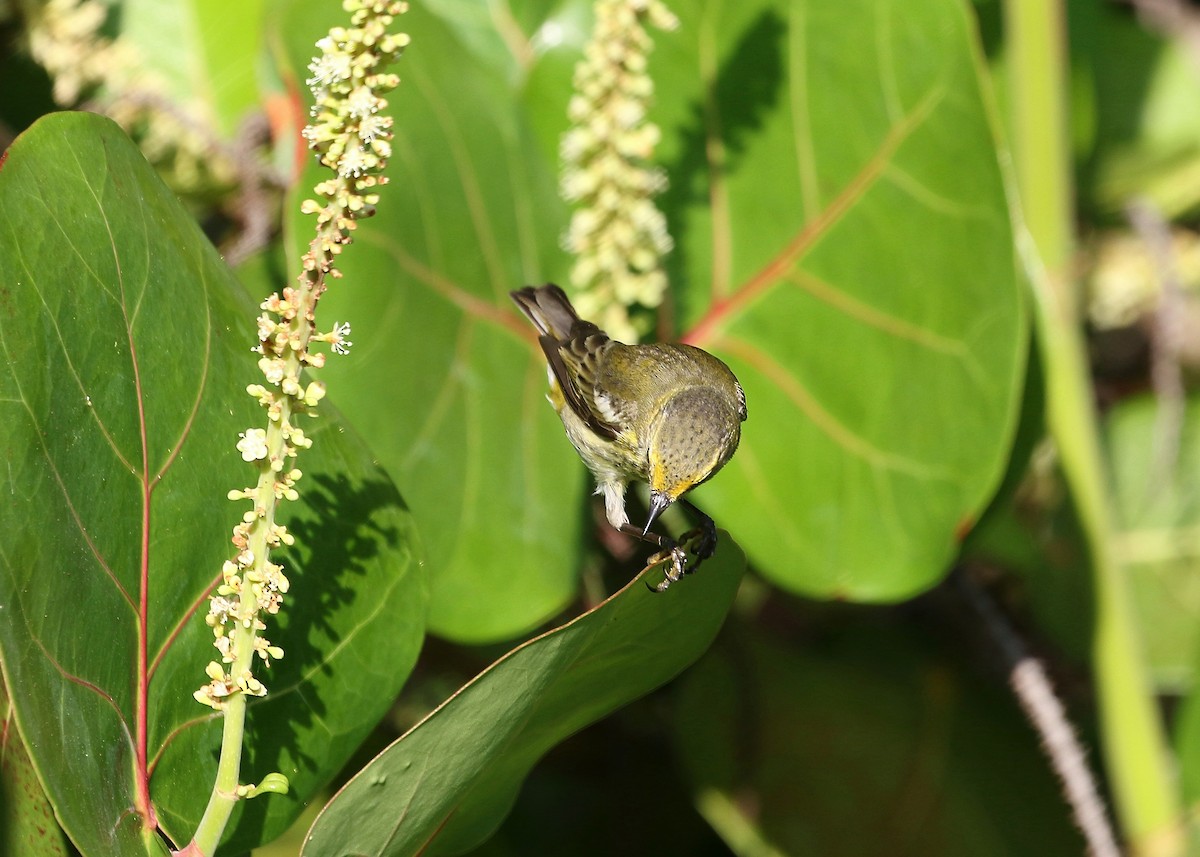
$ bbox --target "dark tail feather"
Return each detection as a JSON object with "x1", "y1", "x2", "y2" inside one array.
[{"x1": 509, "y1": 284, "x2": 580, "y2": 340}]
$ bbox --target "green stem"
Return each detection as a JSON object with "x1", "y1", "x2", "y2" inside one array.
[
  {"x1": 188, "y1": 356, "x2": 300, "y2": 854},
  {"x1": 1033, "y1": 290, "x2": 1182, "y2": 854},
  {"x1": 188, "y1": 554, "x2": 272, "y2": 854},
  {"x1": 1005, "y1": 0, "x2": 1182, "y2": 851},
  {"x1": 1005, "y1": 0, "x2": 1073, "y2": 286},
  {"x1": 189, "y1": 692, "x2": 247, "y2": 855}
]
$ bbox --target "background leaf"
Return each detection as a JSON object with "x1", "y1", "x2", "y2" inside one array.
[
  {"x1": 1067, "y1": 0, "x2": 1200, "y2": 219},
  {"x1": 675, "y1": 615, "x2": 1087, "y2": 856},
  {"x1": 0, "y1": 113, "x2": 426, "y2": 855},
  {"x1": 1105, "y1": 392, "x2": 1200, "y2": 692},
  {"x1": 117, "y1": 0, "x2": 267, "y2": 140},
  {"x1": 302, "y1": 535, "x2": 744, "y2": 857}
]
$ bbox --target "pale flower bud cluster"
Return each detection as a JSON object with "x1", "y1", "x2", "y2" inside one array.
[
  {"x1": 1086, "y1": 228, "x2": 1200, "y2": 330},
  {"x1": 25, "y1": 0, "x2": 235, "y2": 190},
  {"x1": 300, "y1": 0, "x2": 410, "y2": 284},
  {"x1": 193, "y1": 314, "x2": 313, "y2": 709},
  {"x1": 196, "y1": 0, "x2": 407, "y2": 710},
  {"x1": 194, "y1": 285, "x2": 343, "y2": 710},
  {"x1": 24, "y1": 0, "x2": 120, "y2": 105},
  {"x1": 561, "y1": 0, "x2": 678, "y2": 344}
]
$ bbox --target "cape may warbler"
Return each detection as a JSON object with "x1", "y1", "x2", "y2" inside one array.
[{"x1": 510, "y1": 284, "x2": 746, "y2": 590}]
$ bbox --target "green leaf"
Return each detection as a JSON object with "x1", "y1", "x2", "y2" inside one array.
[
  {"x1": 652, "y1": 0, "x2": 1025, "y2": 599},
  {"x1": 2, "y1": 678, "x2": 69, "y2": 857},
  {"x1": 301, "y1": 536, "x2": 745, "y2": 857},
  {"x1": 1173, "y1": 653, "x2": 1200, "y2": 828},
  {"x1": 1069, "y1": 0, "x2": 1200, "y2": 218},
  {"x1": 0, "y1": 113, "x2": 426, "y2": 855},
  {"x1": 676, "y1": 621, "x2": 1087, "y2": 856},
  {"x1": 1105, "y1": 392, "x2": 1200, "y2": 692}
]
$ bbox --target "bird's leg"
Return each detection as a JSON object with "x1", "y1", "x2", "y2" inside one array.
[
  {"x1": 620, "y1": 501, "x2": 719, "y2": 591},
  {"x1": 619, "y1": 524, "x2": 687, "y2": 592},
  {"x1": 677, "y1": 499, "x2": 718, "y2": 569},
  {"x1": 649, "y1": 548, "x2": 688, "y2": 593}
]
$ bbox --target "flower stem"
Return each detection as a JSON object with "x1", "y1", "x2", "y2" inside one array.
[
  {"x1": 189, "y1": 311, "x2": 308, "y2": 854},
  {"x1": 189, "y1": 694, "x2": 246, "y2": 855}
]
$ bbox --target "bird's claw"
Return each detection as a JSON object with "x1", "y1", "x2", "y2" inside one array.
[
  {"x1": 682, "y1": 521, "x2": 718, "y2": 565},
  {"x1": 644, "y1": 543, "x2": 688, "y2": 592},
  {"x1": 638, "y1": 513, "x2": 719, "y2": 593}
]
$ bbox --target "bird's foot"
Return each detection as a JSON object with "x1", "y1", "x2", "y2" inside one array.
[
  {"x1": 631, "y1": 510, "x2": 719, "y2": 592},
  {"x1": 645, "y1": 542, "x2": 688, "y2": 592},
  {"x1": 680, "y1": 519, "x2": 718, "y2": 566},
  {"x1": 645, "y1": 528, "x2": 721, "y2": 592}
]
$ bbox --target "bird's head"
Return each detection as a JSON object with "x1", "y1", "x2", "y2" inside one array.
[{"x1": 642, "y1": 383, "x2": 746, "y2": 535}]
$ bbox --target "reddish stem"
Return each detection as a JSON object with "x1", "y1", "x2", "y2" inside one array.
[{"x1": 125, "y1": 283, "x2": 157, "y2": 832}]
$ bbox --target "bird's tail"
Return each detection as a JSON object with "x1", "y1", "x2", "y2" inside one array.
[{"x1": 510, "y1": 284, "x2": 580, "y2": 341}]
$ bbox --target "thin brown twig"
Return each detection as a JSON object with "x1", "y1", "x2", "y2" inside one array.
[
  {"x1": 221, "y1": 112, "x2": 279, "y2": 268},
  {"x1": 1128, "y1": 0, "x2": 1200, "y2": 73},
  {"x1": 955, "y1": 569, "x2": 1123, "y2": 857}
]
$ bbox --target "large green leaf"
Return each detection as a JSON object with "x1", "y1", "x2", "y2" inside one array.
[
  {"x1": 301, "y1": 535, "x2": 744, "y2": 857},
  {"x1": 653, "y1": 0, "x2": 1024, "y2": 599},
  {"x1": 280, "y1": 0, "x2": 1024, "y2": 637},
  {"x1": 0, "y1": 113, "x2": 426, "y2": 855}
]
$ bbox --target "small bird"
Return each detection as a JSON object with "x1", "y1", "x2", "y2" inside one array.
[{"x1": 510, "y1": 284, "x2": 746, "y2": 591}]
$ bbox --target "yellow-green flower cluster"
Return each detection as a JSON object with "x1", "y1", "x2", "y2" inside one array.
[
  {"x1": 195, "y1": 0, "x2": 405, "y2": 710},
  {"x1": 561, "y1": 0, "x2": 678, "y2": 344},
  {"x1": 301, "y1": 0, "x2": 409, "y2": 285}
]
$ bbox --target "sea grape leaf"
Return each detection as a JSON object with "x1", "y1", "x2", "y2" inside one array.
[
  {"x1": 302, "y1": 536, "x2": 744, "y2": 857},
  {"x1": 676, "y1": 622, "x2": 1086, "y2": 856},
  {"x1": 0, "y1": 112, "x2": 426, "y2": 855},
  {"x1": 117, "y1": 0, "x2": 267, "y2": 140},
  {"x1": 649, "y1": 0, "x2": 1025, "y2": 599}
]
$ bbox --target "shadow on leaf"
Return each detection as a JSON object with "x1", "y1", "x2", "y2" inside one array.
[
  {"x1": 660, "y1": 8, "x2": 786, "y2": 330},
  {"x1": 226, "y1": 467, "x2": 420, "y2": 850}
]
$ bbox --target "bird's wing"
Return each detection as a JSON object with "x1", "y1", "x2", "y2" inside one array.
[
  {"x1": 539, "y1": 322, "x2": 623, "y2": 441},
  {"x1": 510, "y1": 284, "x2": 579, "y2": 340}
]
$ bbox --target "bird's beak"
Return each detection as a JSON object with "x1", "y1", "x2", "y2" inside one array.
[{"x1": 643, "y1": 491, "x2": 673, "y2": 537}]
